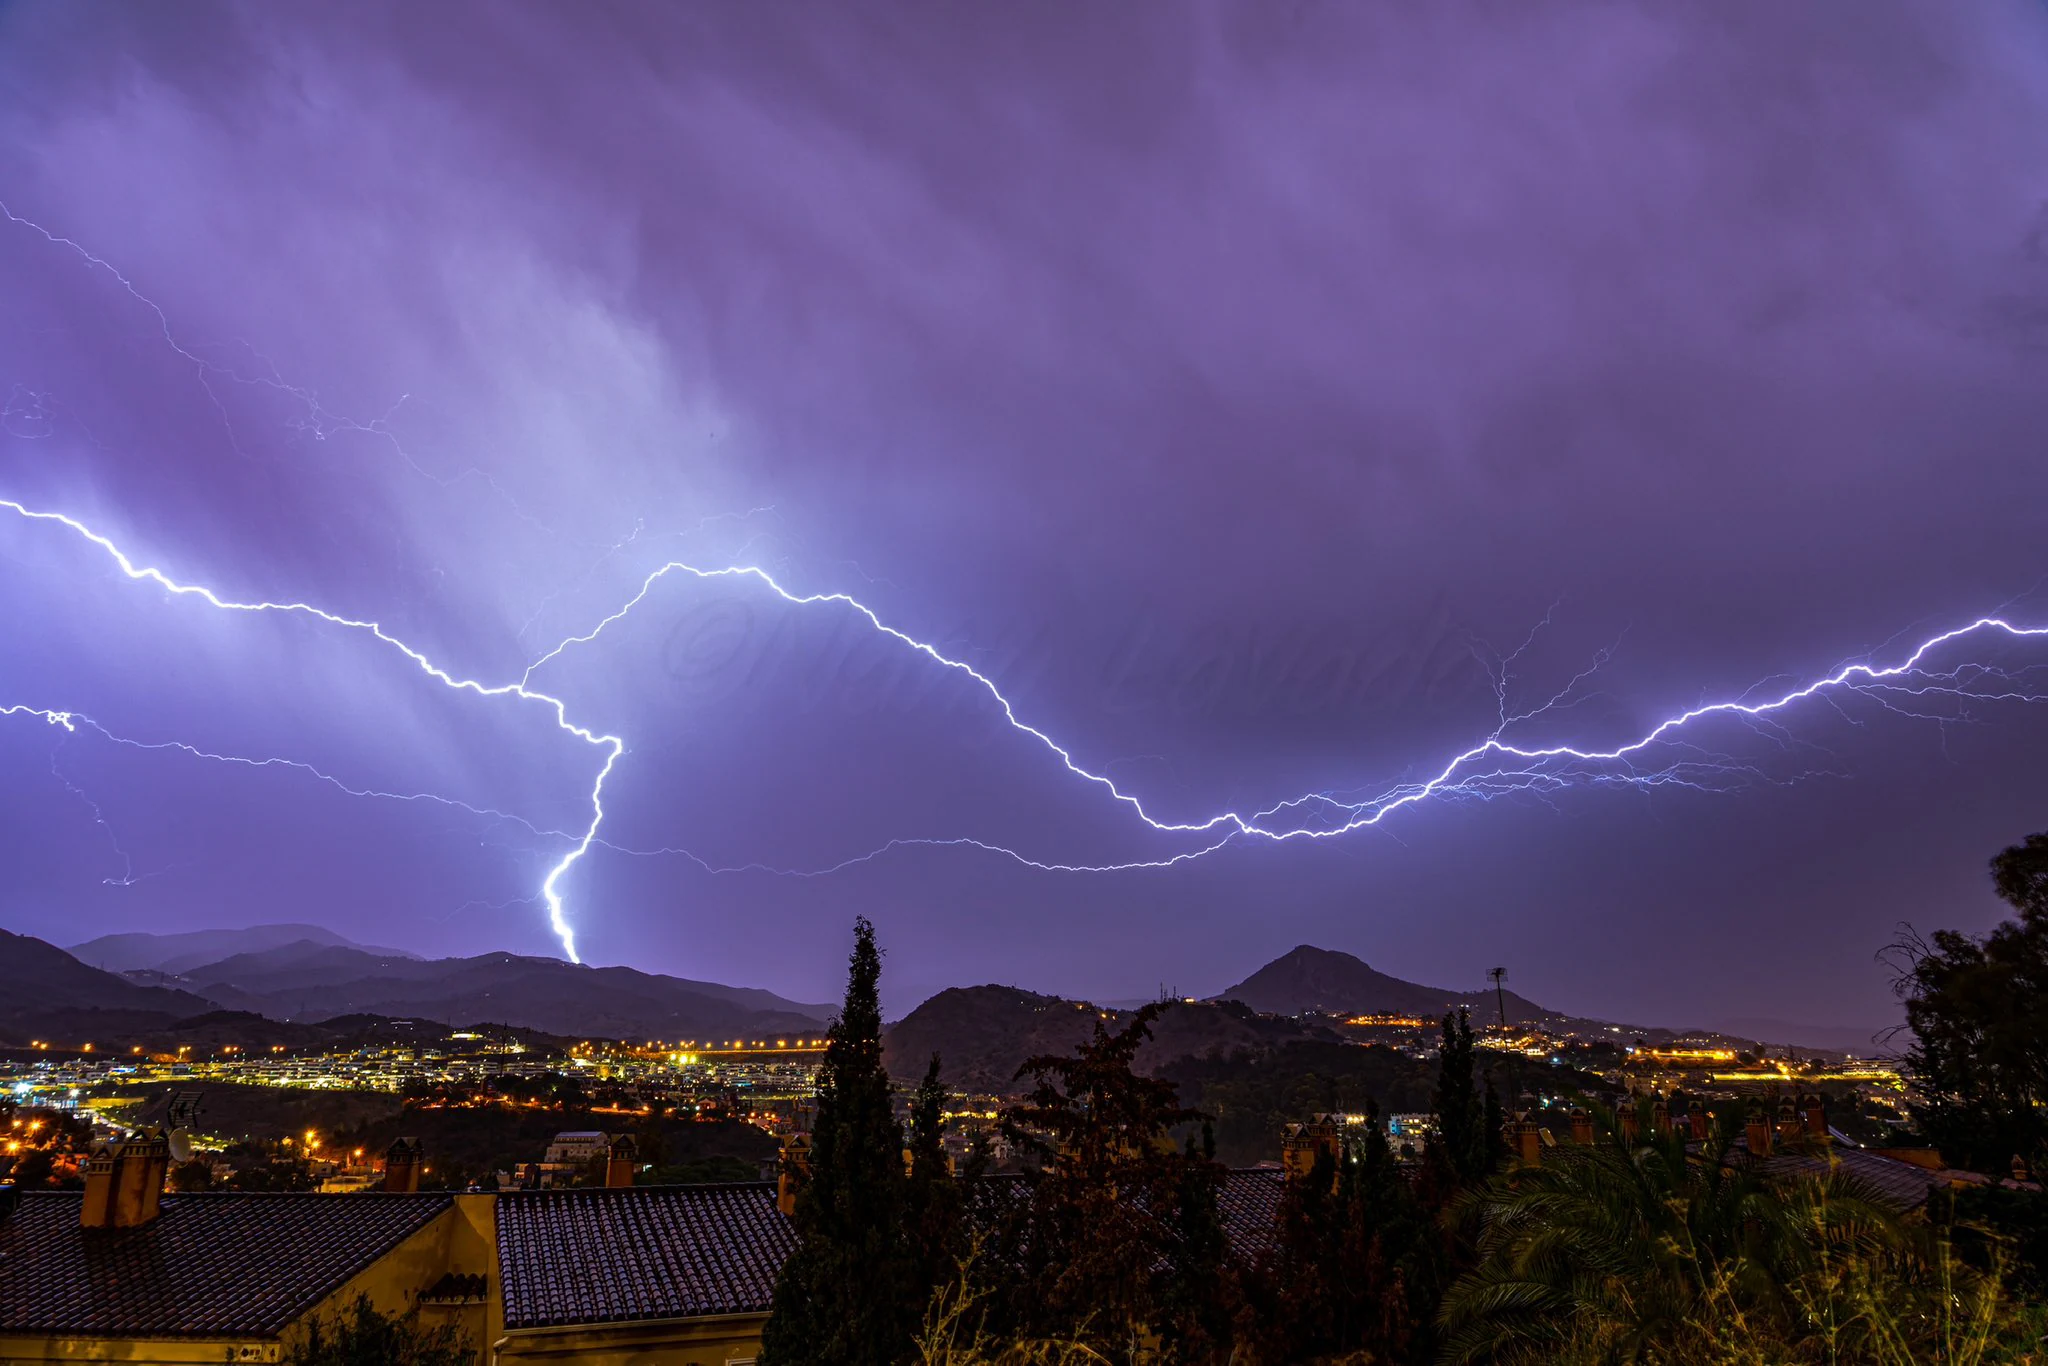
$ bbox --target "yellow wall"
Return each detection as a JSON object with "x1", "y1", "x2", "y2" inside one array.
[
  {"x1": 0, "y1": 1194, "x2": 763, "y2": 1366},
  {"x1": 0, "y1": 1337, "x2": 284, "y2": 1363},
  {"x1": 0, "y1": 1203, "x2": 477, "y2": 1366},
  {"x1": 288, "y1": 1195, "x2": 504, "y2": 1357},
  {"x1": 493, "y1": 1313, "x2": 768, "y2": 1366}
]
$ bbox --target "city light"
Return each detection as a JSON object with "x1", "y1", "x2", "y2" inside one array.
[{"x1": 1632, "y1": 1047, "x2": 1740, "y2": 1064}]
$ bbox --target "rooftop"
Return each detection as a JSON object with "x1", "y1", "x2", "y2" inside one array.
[
  {"x1": 496, "y1": 1169, "x2": 1289, "y2": 1330},
  {"x1": 0, "y1": 1191, "x2": 451, "y2": 1338},
  {"x1": 497, "y1": 1182, "x2": 797, "y2": 1329}
]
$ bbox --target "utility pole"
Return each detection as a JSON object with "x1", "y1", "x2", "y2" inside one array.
[{"x1": 1488, "y1": 967, "x2": 1508, "y2": 1029}]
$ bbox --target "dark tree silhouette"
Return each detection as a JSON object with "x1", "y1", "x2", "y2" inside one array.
[
  {"x1": 1431, "y1": 1007, "x2": 1494, "y2": 1187},
  {"x1": 902, "y1": 1052, "x2": 962, "y2": 1304},
  {"x1": 761, "y1": 918, "x2": 919, "y2": 1366},
  {"x1": 1889, "y1": 831, "x2": 2048, "y2": 1171},
  {"x1": 995, "y1": 1003, "x2": 1237, "y2": 1363},
  {"x1": 1244, "y1": 1107, "x2": 1441, "y2": 1365}
]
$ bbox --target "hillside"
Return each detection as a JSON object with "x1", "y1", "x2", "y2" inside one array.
[
  {"x1": 172, "y1": 945, "x2": 834, "y2": 1041},
  {"x1": 882, "y1": 985, "x2": 1333, "y2": 1093},
  {"x1": 1217, "y1": 945, "x2": 1549, "y2": 1024},
  {"x1": 5, "y1": 925, "x2": 832, "y2": 1048},
  {"x1": 69, "y1": 923, "x2": 415, "y2": 975},
  {"x1": 0, "y1": 929, "x2": 219, "y2": 1043},
  {"x1": 1162, "y1": 1039, "x2": 1615, "y2": 1167}
]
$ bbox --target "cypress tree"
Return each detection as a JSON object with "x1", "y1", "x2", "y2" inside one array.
[
  {"x1": 1431, "y1": 1007, "x2": 1490, "y2": 1184},
  {"x1": 903, "y1": 1053, "x2": 962, "y2": 1304},
  {"x1": 761, "y1": 918, "x2": 916, "y2": 1366}
]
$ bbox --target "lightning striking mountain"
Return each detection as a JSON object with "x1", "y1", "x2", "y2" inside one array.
[
  {"x1": 6, "y1": 202, "x2": 2048, "y2": 961},
  {"x1": 0, "y1": 496, "x2": 618, "y2": 962},
  {"x1": 6, "y1": 489, "x2": 2048, "y2": 963}
]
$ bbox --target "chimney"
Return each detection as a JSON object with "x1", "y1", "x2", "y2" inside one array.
[
  {"x1": 1506, "y1": 1108, "x2": 1543, "y2": 1167},
  {"x1": 80, "y1": 1146, "x2": 119, "y2": 1228},
  {"x1": 1745, "y1": 1106, "x2": 1773, "y2": 1158},
  {"x1": 1620, "y1": 1095, "x2": 1641, "y2": 1143},
  {"x1": 1568, "y1": 1108, "x2": 1595, "y2": 1145},
  {"x1": 1688, "y1": 1101, "x2": 1711, "y2": 1144},
  {"x1": 776, "y1": 1131, "x2": 812, "y2": 1217},
  {"x1": 1651, "y1": 1096, "x2": 1671, "y2": 1138},
  {"x1": 1801, "y1": 1093, "x2": 1828, "y2": 1140},
  {"x1": 605, "y1": 1134, "x2": 637, "y2": 1189},
  {"x1": 81, "y1": 1130, "x2": 169, "y2": 1229},
  {"x1": 1776, "y1": 1098, "x2": 1803, "y2": 1146},
  {"x1": 383, "y1": 1137, "x2": 422, "y2": 1193}
]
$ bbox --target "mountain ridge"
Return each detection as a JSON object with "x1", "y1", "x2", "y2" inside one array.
[
  {"x1": 0, "y1": 929, "x2": 218, "y2": 1023},
  {"x1": 9, "y1": 925, "x2": 832, "y2": 1045},
  {"x1": 69, "y1": 923, "x2": 418, "y2": 975},
  {"x1": 18, "y1": 929, "x2": 1845, "y2": 1059},
  {"x1": 1216, "y1": 944, "x2": 1553, "y2": 1025}
]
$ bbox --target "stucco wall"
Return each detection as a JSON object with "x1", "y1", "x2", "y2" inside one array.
[{"x1": 492, "y1": 1312, "x2": 768, "y2": 1366}]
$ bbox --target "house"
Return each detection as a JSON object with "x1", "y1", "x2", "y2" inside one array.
[
  {"x1": 0, "y1": 1187, "x2": 496, "y2": 1364},
  {"x1": 0, "y1": 1126, "x2": 1286, "y2": 1366},
  {"x1": 539, "y1": 1129, "x2": 616, "y2": 1188},
  {"x1": 493, "y1": 1184, "x2": 796, "y2": 1364},
  {"x1": 488, "y1": 1171, "x2": 1287, "y2": 1363}
]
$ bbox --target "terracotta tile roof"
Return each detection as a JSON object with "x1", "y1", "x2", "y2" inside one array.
[
  {"x1": 0, "y1": 1191, "x2": 452, "y2": 1338},
  {"x1": 496, "y1": 1183, "x2": 798, "y2": 1329},
  {"x1": 1216, "y1": 1167, "x2": 1287, "y2": 1258},
  {"x1": 1744, "y1": 1144, "x2": 1952, "y2": 1208},
  {"x1": 497, "y1": 1171, "x2": 1288, "y2": 1330}
]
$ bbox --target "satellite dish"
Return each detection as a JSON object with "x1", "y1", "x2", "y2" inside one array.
[{"x1": 167, "y1": 1129, "x2": 193, "y2": 1163}]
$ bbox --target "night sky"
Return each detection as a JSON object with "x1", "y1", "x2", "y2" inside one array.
[{"x1": 3, "y1": 2, "x2": 2046, "y2": 1033}]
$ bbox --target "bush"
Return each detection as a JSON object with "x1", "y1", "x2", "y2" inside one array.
[{"x1": 284, "y1": 1294, "x2": 470, "y2": 1366}]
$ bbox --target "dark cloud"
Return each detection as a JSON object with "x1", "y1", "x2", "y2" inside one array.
[{"x1": 1, "y1": 1, "x2": 2045, "y2": 1029}]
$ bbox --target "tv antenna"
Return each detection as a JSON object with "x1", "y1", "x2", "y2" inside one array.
[
  {"x1": 167, "y1": 1090, "x2": 204, "y2": 1131},
  {"x1": 166, "y1": 1089, "x2": 204, "y2": 1163}
]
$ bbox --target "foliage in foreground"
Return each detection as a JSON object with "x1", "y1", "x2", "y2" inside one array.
[
  {"x1": 915, "y1": 1242, "x2": 1111, "y2": 1366},
  {"x1": 762, "y1": 917, "x2": 954, "y2": 1366},
  {"x1": 774, "y1": 817, "x2": 2048, "y2": 1366},
  {"x1": 1440, "y1": 1126, "x2": 2046, "y2": 1365},
  {"x1": 283, "y1": 1294, "x2": 470, "y2": 1366},
  {"x1": 987, "y1": 1001, "x2": 1237, "y2": 1363},
  {"x1": 1891, "y1": 831, "x2": 2048, "y2": 1174}
]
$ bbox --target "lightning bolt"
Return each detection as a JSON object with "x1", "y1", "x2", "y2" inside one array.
[
  {"x1": 529, "y1": 555, "x2": 2048, "y2": 857},
  {"x1": 47, "y1": 734, "x2": 137, "y2": 887},
  {"x1": 0, "y1": 498, "x2": 614, "y2": 962},
  {"x1": 0, "y1": 199, "x2": 563, "y2": 533},
  {"x1": 8, "y1": 206, "x2": 2048, "y2": 957},
  {"x1": 11, "y1": 478, "x2": 2046, "y2": 964}
]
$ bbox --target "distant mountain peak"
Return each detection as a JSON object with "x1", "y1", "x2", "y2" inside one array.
[
  {"x1": 12, "y1": 922, "x2": 832, "y2": 1044},
  {"x1": 1218, "y1": 943, "x2": 1542, "y2": 1024},
  {"x1": 1274, "y1": 943, "x2": 1373, "y2": 969},
  {"x1": 67, "y1": 923, "x2": 418, "y2": 976}
]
